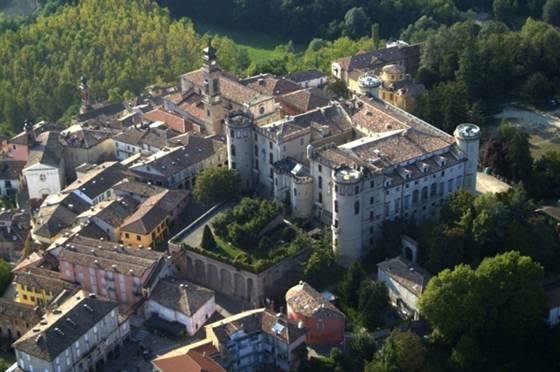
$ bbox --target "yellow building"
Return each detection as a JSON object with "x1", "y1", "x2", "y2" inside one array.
[
  {"x1": 377, "y1": 64, "x2": 426, "y2": 112},
  {"x1": 120, "y1": 192, "x2": 170, "y2": 248},
  {"x1": 14, "y1": 266, "x2": 77, "y2": 308}
]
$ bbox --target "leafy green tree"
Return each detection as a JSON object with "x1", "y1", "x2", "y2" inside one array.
[
  {"x1": 532, "y1": 151, "x2": 560, "y2": 198},
  {"x1": 543, "y1": 0, "x2": 560, "y2": 27},
  {"x1": 327, "y1": 79, "x2": 350, "y2": 98},
  {"x1": 419, "y1": 251, "x2": 546, "y2": 345},
  {"x1": 201, "y1": 225, "x2": 216, "y2": 250},
  {"x1": 344, "y1": 7, "x2": 371, "y2": 39},
  {"x1": 339, "y1": 262, "x2": 366, "y2": 308},
  {"x1": 193, "y1": 167, "x2": 241, "y2": 206},
  {"x1": 358, "y1": 280, "x2": 389, "y2": 330},
  {"x1": 365, "y1": 333, "x2": 400, "y2": 372},
  {"x1": 523, "y1": 72, "x2": 554, "y2": 102},
  {"x1": 0, "y1": 258, "x2": 11, "y2": 294}
]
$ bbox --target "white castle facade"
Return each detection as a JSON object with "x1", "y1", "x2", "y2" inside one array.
[{"x1": 226, "y1": 96, "x2": 480, "y2": 266}]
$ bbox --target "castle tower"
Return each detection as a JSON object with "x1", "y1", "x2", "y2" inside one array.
[
  {"x1": 225, "y1": 111, "x2": 254, "y2": 190},
  {"x1": 202, "y1": 40, "x2": 225, "y2": 135},
  {"x1": 79, "y1": 76, "x2": 91, "y2": 114},
  {"x1": 332, "y1": 166, "x2": 363, "y2": 266},
  {"x1": 454, "y1": 123, "x2": 481, "y2": 193}
]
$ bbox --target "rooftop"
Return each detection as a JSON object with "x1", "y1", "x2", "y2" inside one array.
[
  {"x1": 286, "y1": 281, "x2": 345, "y2": 319},
  {"x1": 334, "y1": 43, "x2": 421, "y2": 74},
  {"x1": 59, "y1": 124, "x2": 116, "y2": 149},
  {"x1": 77, "y1": 198, "x2": 139, "y2": 228},
  {"x1": 14, "y1": 267, "x2": 77, "y2": 297},
  {"x1": 285, "y1": 70, "x2": 326, "y2": 83},
  {"x1": 112, "y1": 125, "x2": 180, "y2": 150},
  {"x1": 13, "y1": 291, "x2": 118, "y2": 362},
  {"x1": 150, "y1": 279, "x2": 214, "y2": 317},
  {"x1": 33, "y1": 193, "x2": 91, "y2": 239},
  {"x1": 377, "y1": 256, "x2": 432, "y2": 297},
  {"x1": 120, "y1": 191, "x2": 169, "y2": 235},
  {"x1": 24, "y1": 131, "x2": 63, "y2": 170},
  {"x1": 277, "y1": 88, "x2": 333, "y2": 115},
  {"x1": 143, "y1": 108, "x2": 191, "y2": 133},
  {"x1": 152, "y1": 350, "x2": 225, "y2": 372},
  {"x1": 55, "y1": 235, "x2": 163, "y2": 277},
  {"x1": 242, "y1": 74, "x2": 301, "y2": 96},
  {"x1": 64, "y1": 161, "x2": 127, "y2": 200},
  {"x1": 0, "y1": 160, "x2": 26, "y2": 180}
]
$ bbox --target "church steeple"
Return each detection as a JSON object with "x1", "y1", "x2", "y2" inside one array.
[{"x1": 201, "y1": 38, "x2": 224, "y2": 135}]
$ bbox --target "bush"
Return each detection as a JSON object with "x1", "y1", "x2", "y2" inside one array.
[{"x1": 200, "y1": 225, "x2": 216, "y2": 250}]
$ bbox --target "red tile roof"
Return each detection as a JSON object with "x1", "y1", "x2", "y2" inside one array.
[{"x1": 144, "y1": 108, "x2": 191, "y2": 133}]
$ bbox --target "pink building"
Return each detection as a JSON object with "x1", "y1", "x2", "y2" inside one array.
[
  {"x1": 8, "y1": 130, "x2": 32, "y2": 161},
  {"x1": 55, "y1": 235, "x2": 167, "y2": 304},
  {"x1": 286, "y1": 281, "x2": 346, "y2": 346}
]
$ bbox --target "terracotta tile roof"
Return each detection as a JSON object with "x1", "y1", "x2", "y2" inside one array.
[
  {"x1": 243, "y1": 74, "x2": 301, "y2": 96},
  {"x1": 111, "y1": 179, "x2": 166, "y2": 199},
  {"x1": 277, "y1": 88, "x2": 332, "y2": 115},
  {"x1": 56, "y1": 235, "x2": 163, "y2": 277},
  {"x1": 14, "y1": 267, "x2": 77, "y2": 296},
  {"x1": 153, "y1": 350, "x2": 225, "y2": 372},
  {"x1": 150, "y1": 279, "x2": 214, "y2": 317},
  {"x1": 0, "y1": 298, "x2": 41, "y2": 322},
  {"x1": 334, "y1": 44, "x2": 421, "y2": 74},
  {"x1": 113, "y1": 126, "x2": 180, "y2": 150},
  {"x1": 120, "y1": 192, "x2": 168, "y2": 235},
  {"x1": 59, "y1": 124, "x2": 116, "y2": 149},
  {"x1": 77, "y1": 198, "x2": 139, "y2": 228},
  {"x1": 377, "y1": 256, "x2": 431, "y2": 297},
  {"x1": 144, "y1": 108, "x2": 192, "y2": 133},
  {"x1": 286, "y1": 281, "x2": 345, "y2": 319},
  {"x1": 182, "y1": 69, "x2": 261, "y2": 105}
]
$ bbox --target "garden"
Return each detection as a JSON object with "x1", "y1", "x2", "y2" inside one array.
[{"x1": 183, "y1": 198, "x2": 311, "y2": 273}]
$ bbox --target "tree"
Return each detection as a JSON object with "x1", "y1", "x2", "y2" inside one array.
[
  {"x1": 327, "y1": 79, "x2": 350, "y2": 98},
  {"x1": 201, "y1": 225, "x2": 216, "y2": 250},
  {"x1": 358, "y1": 280, "x2": 389, "y2": 330},
  {"x1": 0, "y1": 258, "x2": 11, "y2": 294},
  {"x1": 523, "y1": 72, "x2": 554, "y2": 102},
  {"x1": 338, "y1": 262, "x2": 366, "y2": 308},
  {"x1": 543, "y1": 0, "x2": 560, "y2": 27},
  {"x1": 419, "y1": 251, "x2": 546, "y2": 345},
  {"x1": 371, "y1": 23, "x2": 380, "y2": 47},
  {"x1": 193, "y1": 167, "x2": 241, "y2": 206},
  {"x1": 344, "y1": 7, "x2": 371, "y2": 39}
]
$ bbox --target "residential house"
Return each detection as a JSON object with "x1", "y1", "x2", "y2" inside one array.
[
  {"x1": 0, "y1": 209, "x2": 29, "y2": 262},
  {"x1": 377, "y1": 256, "x2": 432, "y2": 320},
  {"x1": 286, "y1": 281, "x2": 345, "y2": 345},
  {"x1": 203, "y1": 308, "x2": 306, "y2": 371},
  {"x1": 285, "y1": 70, "x2": 328, "y2": 88},
  {"x1": 76, "y1": 197, "x2": 138, "y2": 242},
  {"x1": 31, "y1": 192, "x2": 90, "y2": 245},
  {"x1": 8, "y1": 122, "x2": 65, "y2": 162},
  {"x1": 12, "y1": 290, "x2": 130, "y2": 372},
  {"x1": 53, "y1": 234, "x2": 167, "y2": 304},
  {"x1": 0, "y1": 299, "x2": 41, "y2": 340},
  {"x1": 59, "y1": 124, "x2": 117, "y2": 180},
  {"x1": 145, "y1": 279, "x2": 215, "y2": 336},
  {"x1": 64, "y1": 161, "x2": 127, "y2": 205},
  {"x1": 72, "y1": 101, "x2": 126, "y2": 127},
  {"x1": 120, "y1": 188, "x2": 189, "y2": 248},
  {"x1": 144, "y1": 107, "x2": 192, "y2": 133},
  {"x1": 14, "y1": 267, "x2": 78, "y2": 308},
  {"x1": 0, "y1": 160, "x2": 25, "y2": 198},
  {"x1": 152, "y1": 350, "x2": 226, "y2": 372},
  {"x1": 112, "y1": 125, "x2": 180, "y2": 161},
  {"x1": 128, "y1": 133, "x2": 226, "y2": 190},
  {"x1": 23, "y1": 131, "x2": 65, "y2": 200}
]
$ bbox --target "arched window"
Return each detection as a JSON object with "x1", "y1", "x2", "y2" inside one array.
[{"x1": 354, "y1": 201, "x2": 360, "y2": 215}]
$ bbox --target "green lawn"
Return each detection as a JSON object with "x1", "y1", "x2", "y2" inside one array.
[{"x1": 192, "y1": 20, "x2": 303, "y2": 64}]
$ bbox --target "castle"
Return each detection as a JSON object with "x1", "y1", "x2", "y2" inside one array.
[{"x1": 183, "y1": 43, "x2": 481, "y2": 266}]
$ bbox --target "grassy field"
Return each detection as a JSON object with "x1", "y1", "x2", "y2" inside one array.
[{"x1": 193, "y1": 20, "x2": 303, "y2": 64}]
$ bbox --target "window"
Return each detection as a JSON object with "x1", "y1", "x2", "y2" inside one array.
[
  {"x1": 318, "y1": 164, "x2": 322, "y2": 172},
  {"x1": 269, "y1": 153, "x2": 273, "y2": 165},
  {"x1": 405, "y1": 195, "x2": 411, "y2": 209},
  {"x1": 394, "y1": 198, "x2": 400, "y2": 213},
  {"x1": 430, "y1": 183, "x2": 437, "y2": 197},
  {"x1": 421, "y1": 187, "x2": 428, "y2": 201},
  {"x1": 318, "y1": 193, "x2": 323, "y2": 203},
  {"x1": 231, "y1": 162, "x2": 236, "y2": 169},
  {"x1": 334, "y1": 220, "x2": 338, "y2": 228},
  {"x1": 294, "y1": 188, "x2": 297, "y2": 196},
  {"x1": 269, "y1": 141, "x2": 273, "y2": 149},
  {"x1": 355, "y1": 186, "x2": 360, "y2": 194},
  {"x1": 370, "y1": 180, "x2": 374, "y2": 188},
  {"x1": 334, "y1": 200, "x2": 338, "y2": 212},
  {"x1": 354, "y1": 201, "x2": 360, "y2": 215},
  {"x1": 39, "y1": 174, "x2": 46, "y2": 181},
  {"x1": 318, "y1": 176, "x2": 322, "y2": 189},
  {"x1": 125, "y1": 233, "x2": 130, "y2": 239},
  {"x1": 230, "y1": 129, "x2": 235, "y2": 137},
  {"x1": 412, "y1": 190, "x2": 419, "y2": 205},
  {"x1": 369, "y1": 211, "x2": 374, "y2": 221},
  {"x1": 254, "y1": 145, "x2": 258, "y2": 156},
  {"x1": 269, "y1": 168, "x2": 273, "y2": 178},
  {"x1": 259, "y1": 106, "x2": 265, "y2": 115},
  {"x1": 370, "y1": 196, "x2": 374, "y2": 205},
  {"x1": 230, "y1": 144, "x2": 236, "y2": 156},
  {"x1": 136, "y1": 235, "x2": 141, "y2": 241},
  {"x1": 448, "y1": 178, "x2": 453, "y2": 193},
  {"x1": 254, "y1": 133, "x2": 257, "y2": 141},
  {"x1": 255, "y1": 160, "x2": 259, "y2": 169}
]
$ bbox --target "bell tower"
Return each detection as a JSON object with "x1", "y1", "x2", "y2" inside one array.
[{"x1": 202, "y1": 39, "x2": 225, "y2": 135}]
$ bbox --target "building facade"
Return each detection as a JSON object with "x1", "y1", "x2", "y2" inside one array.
[{"x1": 12, "y1": 291, "x2": 130, "y2": 372}]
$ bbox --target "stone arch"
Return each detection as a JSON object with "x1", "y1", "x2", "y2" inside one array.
[
  {"x1": 194, "y1": 260, "x2": 206, "y2": 283},
  {"x1": 234, "y1": 273, "x2": 245, "y2": 299},
  {"x1": 207, "y1": 264, "x2": 219, "y2": 289},
  {"x1": 220, "y1": 269, "x2": 232, "y2": 295}
]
